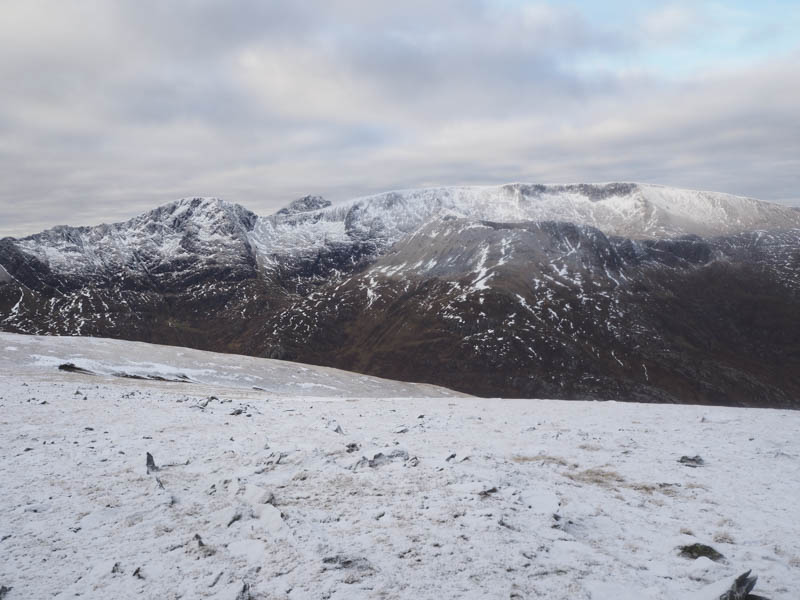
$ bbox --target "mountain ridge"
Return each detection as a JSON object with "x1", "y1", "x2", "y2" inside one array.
[
  {"x1": 6, "y1": 181, "x2": 800, "y2": 242},
  {"x1": 6, "y1": 182, "x2": 799, "y2": 279},
  {"x1": 2, "y1": 182, "x2": 799, "y2": 407}
]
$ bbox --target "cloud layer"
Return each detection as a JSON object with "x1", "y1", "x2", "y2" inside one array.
[{"x1": 1, "y1": 1, "x2": 799, "y2": 236}]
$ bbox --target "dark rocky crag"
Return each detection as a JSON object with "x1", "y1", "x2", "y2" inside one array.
[{"x1": 2, "y1": 184, "x2": 799, "y2": 407}]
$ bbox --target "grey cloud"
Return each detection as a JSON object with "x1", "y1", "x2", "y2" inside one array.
[{"x1": 0, "y1": 1, "x2": 798, "y2": 237}]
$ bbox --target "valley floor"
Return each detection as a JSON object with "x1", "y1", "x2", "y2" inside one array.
[{"x1": 0, "y1": 335, "x2": 798, "y2": 599}]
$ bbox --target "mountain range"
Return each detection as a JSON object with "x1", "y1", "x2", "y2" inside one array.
[{"x1": 2, "y1": 182, "x2": 799, "y2": 407}]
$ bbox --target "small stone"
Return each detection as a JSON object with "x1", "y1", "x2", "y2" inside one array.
[
  {"x1": 321, "y1": 555, "x2": 373, "y2": 572},
  {"x1": 678, "y1": 455, "x2": 704, "y2": 467},
  {"x1": 209, "y1": 571, "x2": 223, "y2": 588},
  {"x1": 235, "y1": 582, "x2": 251, "y2": 600},
  {"x1": 352, "y1": 449, "x2": 409, "y2": 470},
  {"x1": 352, "y1": 456, "x2": 371, "y2": 470},
  {"x1": 678, "y1": 543, "x2": 724, "y2": 562},
  {"x1": 146, "y1": 452, "x2": 158, "y2": 473}
]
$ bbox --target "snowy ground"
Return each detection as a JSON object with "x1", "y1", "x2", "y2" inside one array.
[{"x1": 1, "y1": 334, "x2": 798, "y2": 599}]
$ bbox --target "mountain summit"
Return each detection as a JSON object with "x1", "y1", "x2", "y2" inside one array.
[{"x1": 2, "y1": 184, "x2": 799, "y2": 407}]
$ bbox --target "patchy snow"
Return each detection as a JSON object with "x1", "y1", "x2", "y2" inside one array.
[
  {"x1": 0, "y1": 333, "x2": 798, "y2": 599},
  {"x1": 470, "y1": 244, "x2": 494, "y2": 291}
]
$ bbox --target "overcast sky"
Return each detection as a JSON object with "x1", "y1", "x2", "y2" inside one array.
[{"x1": 1, "y1": 0, "x2": 799, "y2": 237}]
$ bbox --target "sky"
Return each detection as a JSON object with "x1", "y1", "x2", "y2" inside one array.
[{"x1": 1, "y1": 0, "x2": 799, "y2": 237}]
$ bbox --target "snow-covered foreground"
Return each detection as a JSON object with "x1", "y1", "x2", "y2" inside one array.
[
  {"x1": 0, "y1": 333, "x2": 463, "y2": 399},
  {"x1": 1, "y1": 334, "x2": 798, "y2": 599}
]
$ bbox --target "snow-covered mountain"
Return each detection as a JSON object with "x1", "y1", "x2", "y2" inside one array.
[
  {"x1": 1, "y1": 183, "x2": 799, "y2": 406},
  {"x1": 256, "y1": 182, "x2": 800, "y2": 257},
  {"x1": 8, "y1": 183, "x2": 800, "y2": 278},
  {"x1": 12, "y1": 197, "x2": 259, "y2": 282},
  {"x1": 1, "y1": 332, "x2": 795, "y2": 599}
]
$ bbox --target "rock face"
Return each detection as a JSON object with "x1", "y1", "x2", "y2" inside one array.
[
  {"x1": 2, "y1": 184, "x2": 799, "y2": 407},
  {"x1": 276, "y1": 195, "x2": 332, "y2": 216}
]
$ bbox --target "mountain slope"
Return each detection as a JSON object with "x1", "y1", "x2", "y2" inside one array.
[
  {"x1": 1, "y1": 183, "x2": 799, "y2": 407},
  {"x1": 263, "y1": 219, "x2": 800, "y2": 406},
  {"x1": 0, "y1": 332, "x2": 461, "y2": 397},
  {"x1": 1, "y1": 332, "x2": 797, "y2": 599}
]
